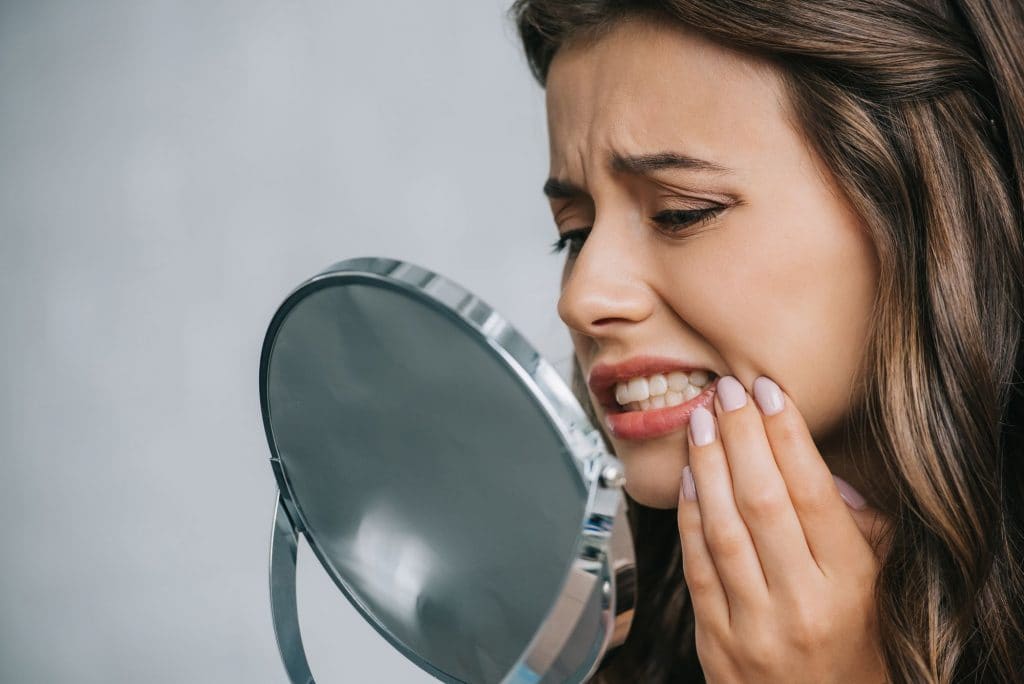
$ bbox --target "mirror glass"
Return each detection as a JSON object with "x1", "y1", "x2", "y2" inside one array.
[{"x1": 264, "y1": 275, "x2": 591, "y2": 683}]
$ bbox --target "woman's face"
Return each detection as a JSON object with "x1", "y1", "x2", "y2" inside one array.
[{"x1": 545, "y1": 17, "x2": 880, "y2": 509}]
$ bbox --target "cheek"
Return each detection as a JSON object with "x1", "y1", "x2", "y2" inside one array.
[
  {"x1": 661, "y1": 220, "x2": 878, "y2": 439},
  {"x1": 568, "y1": 328, "x2": 595, "y2": 368},
  {"x1": 754, "y1": 226, "x2": 877, "y2": 438}
]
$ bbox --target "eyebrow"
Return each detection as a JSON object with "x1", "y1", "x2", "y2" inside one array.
[{"x1": 542, "y1": 151, "x2": 734, "y2": 198}]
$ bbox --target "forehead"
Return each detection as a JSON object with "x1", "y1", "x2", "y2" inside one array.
[{"x1": 545, "y1": 17, "x2": 793, "y2": 173}]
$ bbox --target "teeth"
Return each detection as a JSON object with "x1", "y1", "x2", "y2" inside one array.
[
  {"x1": 688, "y1": 370, "x2": 710, "y2": 386},
  {"x1": 667, "y1": 372, "x2": 689, "y2": 391},
  {"x1": 627, "y1": 377, "x2": 650, "y2": 402},
  {"x1": 614, "y1": 369, "x2": 716, "y2": 410}
]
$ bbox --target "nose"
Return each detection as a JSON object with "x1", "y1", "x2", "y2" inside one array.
[{"x1": 556, "y1": 220, "x2": 654, "y2": 337}]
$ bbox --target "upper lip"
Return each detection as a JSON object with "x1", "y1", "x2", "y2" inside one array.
[{"x1": 587, "y1": 355, "x2": 716, "y2": 411}]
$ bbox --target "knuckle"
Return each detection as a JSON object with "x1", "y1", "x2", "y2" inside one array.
[
  {"x1": 738, "y1": 631, "x2": 776, "y2": 672},
  {"x1": 768, "y1": 413, "x2": 808, "y2": 453},
  {"x1": 705, "y1": 523, "x2": 749, "y2": 558},
  {"x1": 737, "y1": 488, "x2": 789, "y2": 519},
  {"x1": 683, "y1": 565, "x2": 718, "y2": 595},
  {"x1": 789, "y1": 601, "x2": 830, "y2": 651}
]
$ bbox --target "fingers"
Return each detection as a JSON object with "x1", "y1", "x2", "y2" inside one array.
[
  {"x1": 685, "y1": 404, "x2": 769, "y2": 613},
  {"x1": 749, "y1": 376, "x2": 876, "y2": 573},
  {"x1": 835, "y1": 476, "x2": 892, "y2": 560},
  {"x1": 678, "y1": 372, "x2": 882, "y2": 644},
  {"x1": 677, "y1": 466, "x2": 729, "y2": 629},
  {"x1": 712, "y1": 376, "x2": 818, "y2": 593}
]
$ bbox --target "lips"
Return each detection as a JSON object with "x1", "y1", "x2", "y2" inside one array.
[
  {"x1": 587, "y1": 355, "x2": 719, "y2": 441},
  {"x1": 603, "y1": 379, "x2": 718, "y2": 440}
]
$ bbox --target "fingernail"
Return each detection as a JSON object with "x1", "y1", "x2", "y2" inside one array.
[
  {"x1": 833, "y1": 475, "x2": 868, "y2": 511},
  {"x1": 689, "y1": 406, "x2": 716, "y2": 446},
  {"x1": 716, "y1": 375, "x2": 747, "y2": 412},
  {"x1": 681, "y1": 465, "x2": 697, "y2": 501},
  {"x1": 753, "y1": 376, "x2": 785, "y2": 416}
]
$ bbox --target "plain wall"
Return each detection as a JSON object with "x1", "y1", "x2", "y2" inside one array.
[{"x1": 0, "y1": 1, "x2": 571, "y2": 681}]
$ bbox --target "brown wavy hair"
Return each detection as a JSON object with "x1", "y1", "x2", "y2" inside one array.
[{"x1": 508, "y1": 1, "x2": 1024, "y2": 681}]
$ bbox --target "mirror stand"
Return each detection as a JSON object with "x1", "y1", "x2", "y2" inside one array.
[{"x1": 269, "y1": 456, "x2": 636, "y2": 684}]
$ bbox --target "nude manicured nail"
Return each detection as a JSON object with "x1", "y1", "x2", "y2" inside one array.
[
  {"x1": 753, "y1": 376, "x2": 785, "y2": 416},
  {"x1": 716, "y1": 375, "x2": 747, "y2": 411},
  {"x1": 833, "y1": 475, "x2": 868, "y2": 511},
  {"x1": 689, "y1": 406, "x2": 716, "y2": 446}
]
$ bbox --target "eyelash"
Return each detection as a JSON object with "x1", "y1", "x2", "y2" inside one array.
[{"x1": 549, "y1": 207, "x2": 724, "y2": 256}]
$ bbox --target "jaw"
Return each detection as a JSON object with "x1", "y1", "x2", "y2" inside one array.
[{"x1": 613, "y1": 433, "x2": 691, "y2": 510}]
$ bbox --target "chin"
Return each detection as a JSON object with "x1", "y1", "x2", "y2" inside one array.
[{"x1": 615, "y1": 436, "x2": 689, "y2": 510}]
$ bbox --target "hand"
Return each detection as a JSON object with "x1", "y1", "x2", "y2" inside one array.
[{"x1": 676, "y1": 375, "x2": 888, "y2": 684}]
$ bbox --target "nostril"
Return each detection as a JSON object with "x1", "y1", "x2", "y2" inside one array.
[{"x1": 592, "y1": 316, "x2": 628, "y2": 326}]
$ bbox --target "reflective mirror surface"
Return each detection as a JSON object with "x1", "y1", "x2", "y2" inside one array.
[{"x1": 263, "y1": 272, "x2": 591, "y2": 683}]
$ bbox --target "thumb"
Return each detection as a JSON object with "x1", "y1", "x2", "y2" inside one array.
[{"x1": 833, "y1": 475, "x2": 892, "y2": 560}]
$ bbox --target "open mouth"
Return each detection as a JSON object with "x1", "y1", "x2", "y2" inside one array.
[
  {"x1": 603, "y1": 372, "x2": 720, "y2": 441},
  {"x1": 587, "y1": 358, "x2": 722, "y2": 440},
  {"x1": 610, "y1": 369, "x2": 717, "y2": 413}
]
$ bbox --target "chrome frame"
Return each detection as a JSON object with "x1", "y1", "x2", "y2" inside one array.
[{"x1": 260, "y1": 257, "x2": 635, "y2": 683}]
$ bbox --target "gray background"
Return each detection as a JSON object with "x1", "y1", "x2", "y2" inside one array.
[{"x1": 0, "y1": 1, "x2": 571, "y2": 682}]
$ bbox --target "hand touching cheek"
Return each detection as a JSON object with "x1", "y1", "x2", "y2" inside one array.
[{"x1": 677, "y1": 375, "x2": 887, "y2": 684}]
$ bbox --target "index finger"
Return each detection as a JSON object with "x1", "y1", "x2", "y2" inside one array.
[{"x1": 751, "y1": 375, "x2": 875, "y2": 574}]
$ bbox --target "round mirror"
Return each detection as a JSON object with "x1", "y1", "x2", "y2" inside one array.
[{"x1": 259, "y1": 257, "x2": 635, "y2": 683}]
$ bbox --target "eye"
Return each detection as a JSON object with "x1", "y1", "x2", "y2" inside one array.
[
  {"x1": 652, "y1": 206, "x2": 724, "y2": 234},
  {"x1": 549, "y1": 226, "x2": 591, "y2": 258},
  {"x1": 549, "y1": 206, "x2": 724, "y2": 257}
]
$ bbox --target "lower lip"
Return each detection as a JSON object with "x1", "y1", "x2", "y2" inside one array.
[{"x1": 604, "y1": 379, "x2": 719, "y2": 441}]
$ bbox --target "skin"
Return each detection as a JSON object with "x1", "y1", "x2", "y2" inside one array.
[
  {"x1": 543, "y1": 15, "x2": 889, "y2": 682},
  {"x1": 546, "y1": 18, "x2": 878, "y2": 509}
]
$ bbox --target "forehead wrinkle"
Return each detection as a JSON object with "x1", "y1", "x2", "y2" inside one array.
[
  {"x1": 560, "y1": 129, "x2": 640, "y2": 199},
  {"x1": 546, "y1": 16, "x2": 777, "y2": 198}
]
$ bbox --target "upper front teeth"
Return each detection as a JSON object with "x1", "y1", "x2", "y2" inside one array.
[{"x1": 614, "y1": 370, "x2": 713, "y2": 408}]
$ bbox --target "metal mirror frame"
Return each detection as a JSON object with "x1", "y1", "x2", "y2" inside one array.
[{"x1": 259, "y1": 256, "x2": 636, "y2": 684}]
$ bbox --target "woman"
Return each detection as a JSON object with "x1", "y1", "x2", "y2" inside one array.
[{"x1": 509, "y1": 1, "x2": 1024, "y2": 682}]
